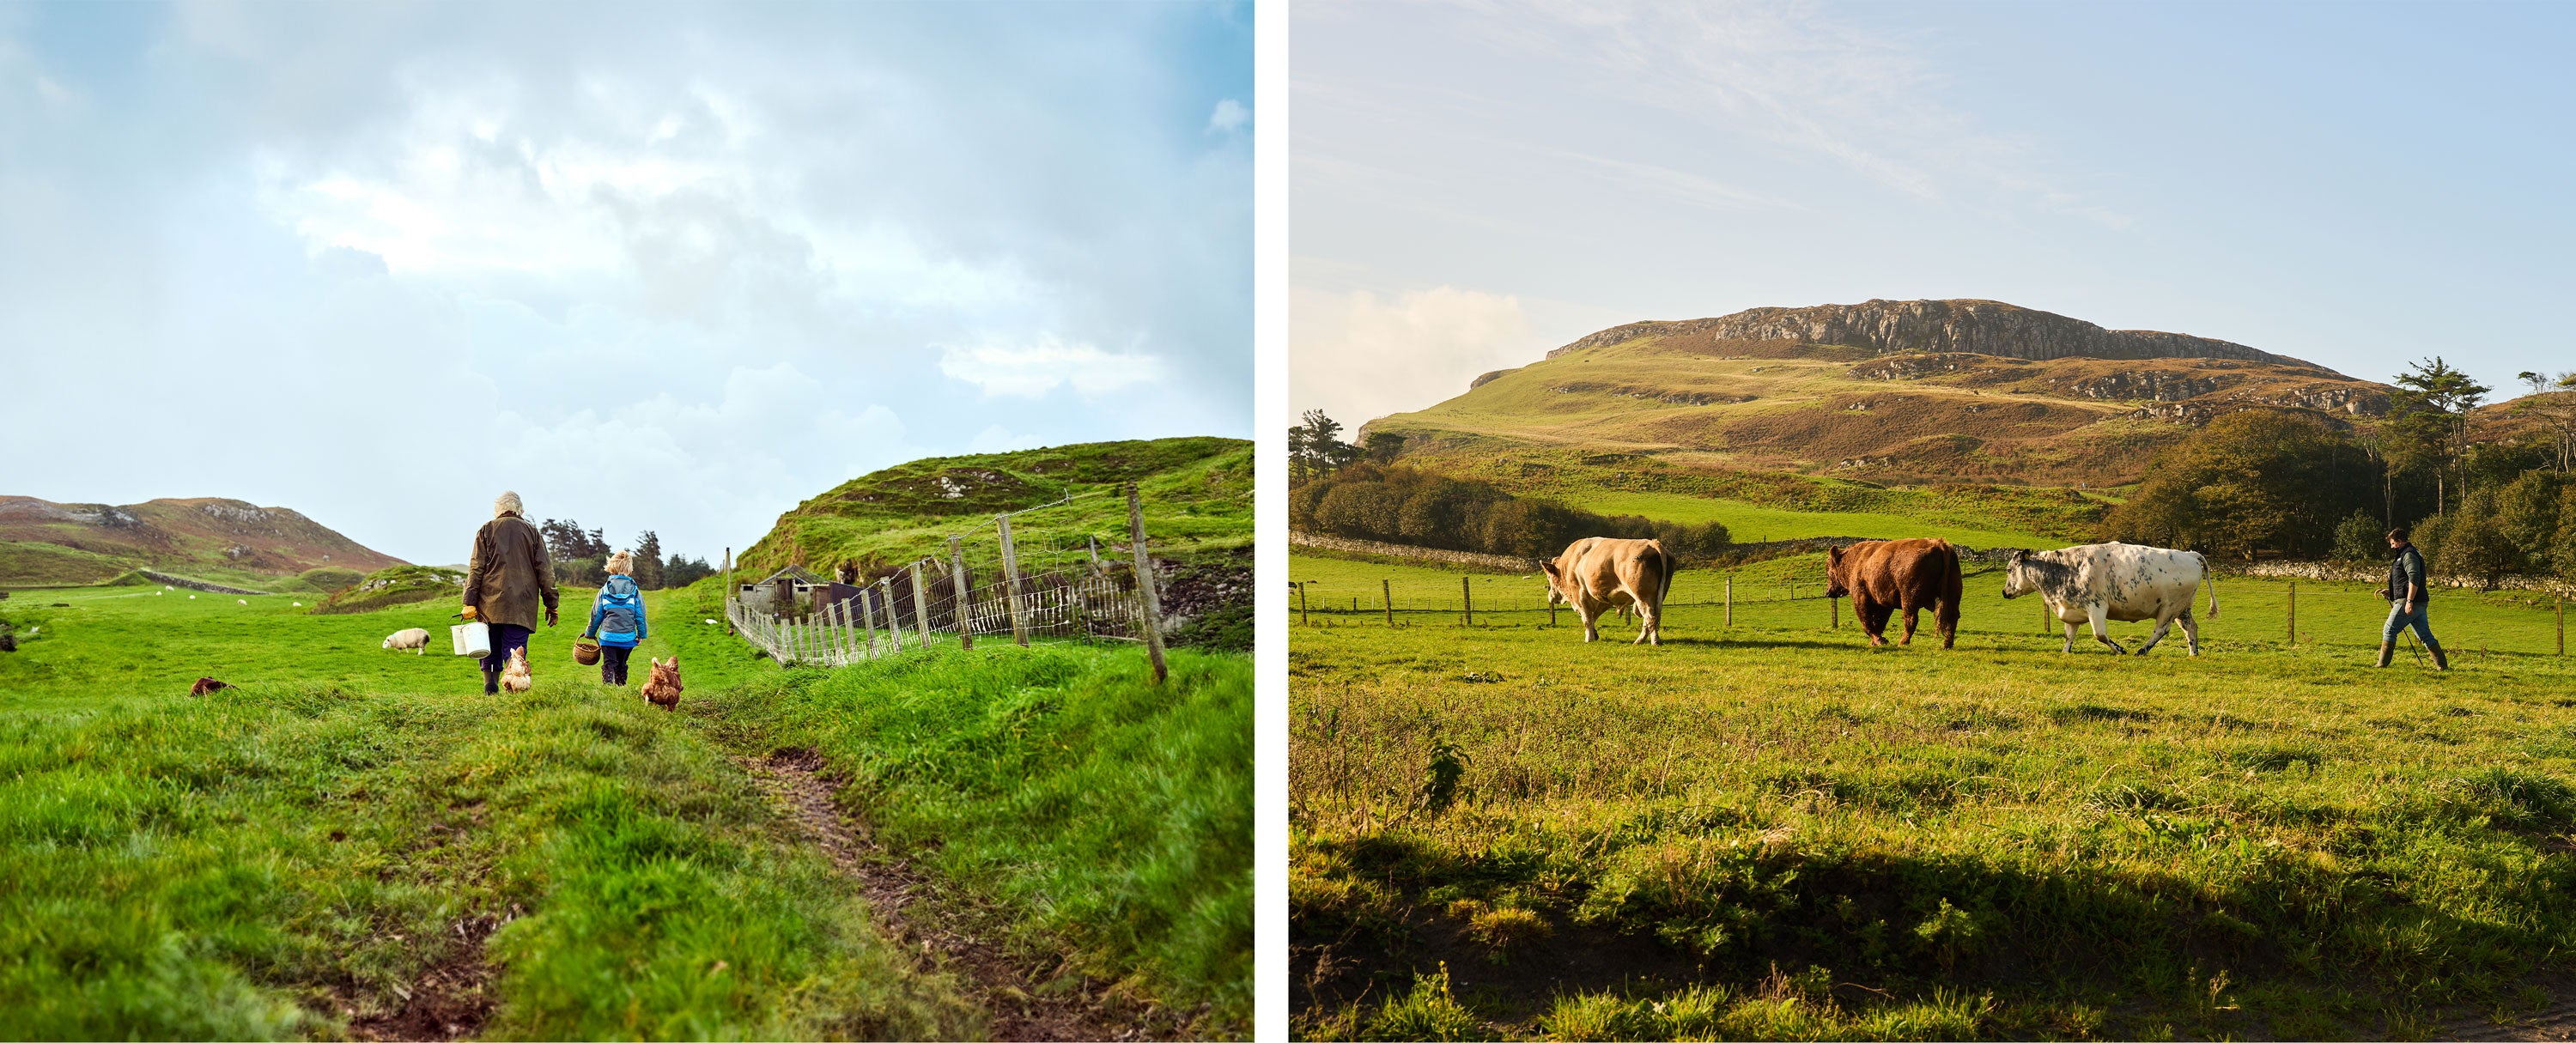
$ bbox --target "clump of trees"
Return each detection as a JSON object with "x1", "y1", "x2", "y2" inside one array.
[
  {"x1": 2109, "y1": 357, "x2": 2576, "y2": 591},
  {"x1": 1289, "y1": 463, "x2": 1731, "y2": 560},
  {"x1": 540, "y1": 518, "x2": 714, "y2": 590}
]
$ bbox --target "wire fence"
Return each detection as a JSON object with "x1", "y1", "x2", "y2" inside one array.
[
  {"x1": 726, "y1": 485, "x2": 1170, "y2": 679},
  {"x1": 1287, "y1": 567, "x2": 2572, "y2": 657}
]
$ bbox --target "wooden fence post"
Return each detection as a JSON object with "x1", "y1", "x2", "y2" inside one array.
[
  {"x1": 910, "y1": 563, "x2": 933, "y2": 648},
  {"x1": 1297, "y1": 582, "x2": 1309, "y2": 625},
  {"x1": 860, "y1": 588, "x2": 879, "y2": 658},
  {"x1": 1126, "y1": 483, "x2": 1168, "y2": 685},
  {"x1": 1726, "y1": 577, "x2": 1735, "y2": 628},
  {"x1": 1831, "y1": 592, "x2": 1838, "y2": 629},
  {"x1": 1461, "y1": 575, "x2": 1473, "y2": 627},
  {"x1": 1382, "y1": 578, "x2": 1393, "y2": 628},
  {"x1": 2559, "y1": 597, "x2": 2565, "y2": 655},
  {"x1": 2288, "y1": 581, "x2": 2297, "y2": 644},
  {"x1": 882, "y1": 579, "x2": 904, "y2": 652},
  {"x1": 721, "y1": 548, "x2": 733, "y2": 634},
  {"x1": 998, "y1": 512, "x2": 1031, "y2": 647},
  {"x1": 948, "y1": 537, "x2": 974, "y2": 651}
]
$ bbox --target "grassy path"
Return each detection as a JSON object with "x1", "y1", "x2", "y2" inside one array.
[{"x1": 0, "y1": 581, "x2": 1249, "y2": 1039}]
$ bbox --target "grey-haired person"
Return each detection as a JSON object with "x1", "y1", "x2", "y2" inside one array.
[
  {"x1": 2378, "y1": 526, "x2": 2449, "y2": 670},
  {"x1": 463, "y1": 491, "x2": 560, "y2": 693}
]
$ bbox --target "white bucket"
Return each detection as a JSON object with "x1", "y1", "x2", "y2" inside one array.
[{"x1": 452, "y1": 621, "x2": 492, "y2": 658}]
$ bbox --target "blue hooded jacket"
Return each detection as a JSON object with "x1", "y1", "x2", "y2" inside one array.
[{"x1": 586, "y1": 574, "x2": 648, "y2": 648}]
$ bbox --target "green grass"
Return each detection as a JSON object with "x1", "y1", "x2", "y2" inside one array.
[
  {"x1": 1574, "y1": 491, "x2": 2051, "y2": 549},
  {"x1": 1288, "y1": 553, "x2": 2576, "y2": 1040},
  {"x1": 1, "y1": 573, "x2": 1249, "y2": 1037}
]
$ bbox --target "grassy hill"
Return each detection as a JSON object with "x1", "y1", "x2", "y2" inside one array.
[
  {"x1": 0, "y1": 496, "x2": 404, "y2": 590},
  {"x1": 1377, "y1": 337, "x2": 2391, "y2": 491},
  {"x1": 738, "y1": 437, "x2": 1251, "y2": 579}
]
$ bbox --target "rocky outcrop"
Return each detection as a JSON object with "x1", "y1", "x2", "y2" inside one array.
[
  {"x1": 1469, "y1": 368, "x2": 1518, "y2": 391},
  {"x1": 1550, "y1": 298, "x2": 2337, "y2": 373}
]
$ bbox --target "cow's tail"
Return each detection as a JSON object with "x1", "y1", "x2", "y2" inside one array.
[
  {"x1": 2201, "y1": 552, "x2": 2220, "y2": 619},
  {"x1": 1654, "y1": 540, "x2": 1678, "y2": 606}
]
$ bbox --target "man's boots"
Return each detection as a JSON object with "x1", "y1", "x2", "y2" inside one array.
[
  {"x1": 2428, "y1": 643, "x2": 2450, "y2": 671},
  {"x1": 2377, "y1": 641, "x2": 2395, "y2": 668}
]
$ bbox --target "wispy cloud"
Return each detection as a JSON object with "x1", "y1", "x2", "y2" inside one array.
[{"x1": 939, "y1": 336, "x2": 1166, "y2": 398}]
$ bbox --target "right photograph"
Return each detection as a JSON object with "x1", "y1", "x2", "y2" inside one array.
[{"x1": 1286, "y1": 3, "x2": 2576, "y2": 1040}]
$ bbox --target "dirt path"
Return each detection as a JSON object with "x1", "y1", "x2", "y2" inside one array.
[
  {"x1": 345, "y1": 911, "x2": 505, "y2": 1041},
  {"x1": 740, "y1": 748, "x2": 1191, "y2": 1041}
]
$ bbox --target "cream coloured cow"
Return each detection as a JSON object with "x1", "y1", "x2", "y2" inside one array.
[
  {"x1": 2002, "y1": 542, "x2": 2217, "y2": 655},
  {"x1": 1540, "y1": 537, "x2": 1676, "y2": 645}
]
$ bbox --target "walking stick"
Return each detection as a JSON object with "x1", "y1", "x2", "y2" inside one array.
[{"x1": 2402, "y1": 628, "x2": 2427, "y2": 667}]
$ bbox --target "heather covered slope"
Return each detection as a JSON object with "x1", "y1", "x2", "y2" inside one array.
[
  {"x1": 0, "y1": 496, "x2": 405, "y2": 588},
  {"x1": 1376, "y1": 311, "x2": 2396, "y2": 489}
]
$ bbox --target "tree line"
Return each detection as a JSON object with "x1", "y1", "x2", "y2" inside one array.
[
  {"x1": 538, "y1": 519, "x2": 717, "y2": 590},
  {"x1": 1289, "y1": 462, "x2": 1732, "y2": 560},
  {"x1": 2105, "y1": 360, "x2": 2576, "y2": 588}
]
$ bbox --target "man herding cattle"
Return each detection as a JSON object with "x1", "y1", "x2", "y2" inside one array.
[
  {"x1": 1540, "y1": 537, "x2": 1676, "y2": 645},
  {"x1": 2002, "y1": 542, "x2": 2216, "y2": 655},
  {"x1": 2378, "y1": 527, "x2": 2450, "y2": 670},
  {"x1": 1826, "y1": 538, "x2": 1963, "y2": 649}
]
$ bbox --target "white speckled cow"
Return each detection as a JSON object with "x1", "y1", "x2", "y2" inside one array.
[{"x1": 2002, "y1": 542, "x2": 2218, "y2": 656}]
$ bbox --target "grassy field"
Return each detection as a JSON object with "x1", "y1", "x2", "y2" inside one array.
[
  {"x1": 0, "y1": 576, "x2": 1250, "y2": 1038},
  {"x1": 1288, "y1": 552, "x2": 2576, "y2": 1040},
  {"x1": 1570, "y1": 492, "x2": 2055, "y2": 550}
]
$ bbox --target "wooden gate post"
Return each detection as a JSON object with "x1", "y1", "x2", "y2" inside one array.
[
  {"x1": 1126, "y1": 483, "x2": 1168, "y2": 684},
  {"x1": 1382, "y1": 578, "x2": 1394, "y2": 628},
  {"x1": 948, "y1": 537, "x2": 975, "y2": 651},
  {"x1": 997, "y1": 512, "x2": 1031, "y2": 647},
  {"x1": 909, "y1": 563, "x2": 933, "y2": 647}
]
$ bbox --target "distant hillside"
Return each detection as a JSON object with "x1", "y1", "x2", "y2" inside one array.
[
  {"x1": 1545, "y1": 298, "x2": 2330, "y2": 370},
  {"x1": 738, "y1": 437, "x2": 1251, "y2": 579},
  {"x1": 0, "y1": 496, "x2": 406, "y2": 589},
  {"x1": 1378, "y1": 302, "x2": 2396, "y2": 490}
]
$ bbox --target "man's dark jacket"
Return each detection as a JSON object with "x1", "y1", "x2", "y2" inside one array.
[{"x1": 2387, "y1": 543, "x2": 2428, "y2": 606}]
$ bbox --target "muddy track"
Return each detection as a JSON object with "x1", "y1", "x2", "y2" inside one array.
[
  {"x1": 741, "y1": 748, "x2": 1197, "y2": 1041},
  {"x1": 345, "y1": 911, "x2": 507, "y2": 1040}
]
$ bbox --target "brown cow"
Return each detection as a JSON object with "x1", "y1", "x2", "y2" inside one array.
[
  {"x1": 1826, "y1": 538, "x2": 1963, "y2": 649},
  {"x1": 1540, "y1": 537, "x2": 1677, "y2": 645}
]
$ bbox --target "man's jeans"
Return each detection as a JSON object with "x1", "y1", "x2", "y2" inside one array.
[{"x1": 2383, "y1": 602, "x2": 2441, "y2": 650}]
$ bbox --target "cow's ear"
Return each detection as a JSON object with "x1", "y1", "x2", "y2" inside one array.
[
  {"x1": 1829, "y1": 546, "x2": 1843, "y2": 562},
  {"x1": 1540, "y1": 561, "x2": 1560, "y2": 577}
]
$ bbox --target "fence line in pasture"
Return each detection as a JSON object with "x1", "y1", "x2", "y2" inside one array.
[
  {"x1": 1287, "y1": 568, "x2": 2571, "y2": 657},
  {"x1": 724, "y1": 484, "x2": 1170, "y2": 682}
]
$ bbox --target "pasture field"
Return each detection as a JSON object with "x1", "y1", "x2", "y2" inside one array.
[
  {"x1": 1565, "y1": 492, "x2": 2048, "y2": 550},
  {"x1": 0, "y1": 579, "x2": 1250, "y2": 1038},
  {"x1": 1288, "y1": 552, "x2": 2576, "y2": 1040}
]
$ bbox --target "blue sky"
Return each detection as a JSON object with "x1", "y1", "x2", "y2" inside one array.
[
  {"x1": 1291, "y1": 1, "x2": 2576, "y2": 428},
  {"x1": 0, "y1": 1, "x2": 1249, "y2": 565}
]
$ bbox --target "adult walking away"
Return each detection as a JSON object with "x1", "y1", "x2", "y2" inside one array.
[
  {"x1": 463, "y1": 490, "x2": 559, "y2": 694},
  {"x1": 2378, "y1": 526, "x2": 2449, "y2": 670}
]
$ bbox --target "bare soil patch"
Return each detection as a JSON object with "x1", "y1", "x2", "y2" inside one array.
[
  {"x1": 742, "y1": 748, "x2": 1199, "y2": 1041},
  {"x1": 345, "y1": 912, "x2": 505, "y2": 1041}
]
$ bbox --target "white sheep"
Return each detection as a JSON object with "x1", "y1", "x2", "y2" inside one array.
[
  {"x1": 236, "y1": 599, "x2": 247, "y2": 606},
  {"x1": 382, "y1": 628, "x2": 431, "y2": 654}
]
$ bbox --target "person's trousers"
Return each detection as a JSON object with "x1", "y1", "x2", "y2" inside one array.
[
  {"x1": 481, "y1": 623, "x2": 533, "y2": 693},
  {"x1": 600, "y1": 645, "x2": 633, "y2": 686},
  {"x1": 2383, "y1": 603, "x2": 2442, "y2": 652}
]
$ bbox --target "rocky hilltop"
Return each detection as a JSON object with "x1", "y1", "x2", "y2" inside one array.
[{"x1": 1547, "y1": 298, "x2": 2333, "y2": 373}]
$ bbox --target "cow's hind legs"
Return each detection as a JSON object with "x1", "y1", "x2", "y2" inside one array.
[
  {"x1": 1634, "y1": 602, "x2": 1661, "y2": 646},
  {"x1": 2061, "y1": 619, "x2": 2079, "y2": 653},
  {"x1": 1936, "y1": 597, "x2": 1959, "y2": 650},
  {"x1": 1577, "y1": 604, "x2": 1601, "y2": 643},
  {"x1": 2136, "y1": 616, "x2": 2175, "y2": 656},
  {"x1": 1897, "y1": 601, "x2": 1919, "y2": 646},
  {"x1": 2180, "y1": 609, "x2": 2200, "y2": 656}
]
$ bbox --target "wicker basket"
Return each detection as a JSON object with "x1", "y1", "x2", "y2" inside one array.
[{"x1": 573, "y1": 637, "x2": 601, "y2": 665}]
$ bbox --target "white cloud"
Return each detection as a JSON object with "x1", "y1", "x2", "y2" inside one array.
[
  {"x1": 938, "y1": 336, "x2": 1166, "y2": 398},
  {"x1": 1289, "y1": 285, "x2": 1534, "y2": 428},
  {"x1": 1208, "y1": 97, "x2": 1249, "y2": 134}
]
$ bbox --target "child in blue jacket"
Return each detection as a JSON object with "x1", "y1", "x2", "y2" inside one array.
[{"x1": 585, "y1": 551, "x2": 649, "y2": 685}]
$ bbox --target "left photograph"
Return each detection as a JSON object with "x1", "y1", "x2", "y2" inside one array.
[{"x1": 0, "y1": 3, "x2": 1252, "y2": 1040}]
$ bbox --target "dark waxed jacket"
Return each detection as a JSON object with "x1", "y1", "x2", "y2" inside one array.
[{"x1": 465, "y1": 513, "x2": 559, "y2": 628}]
